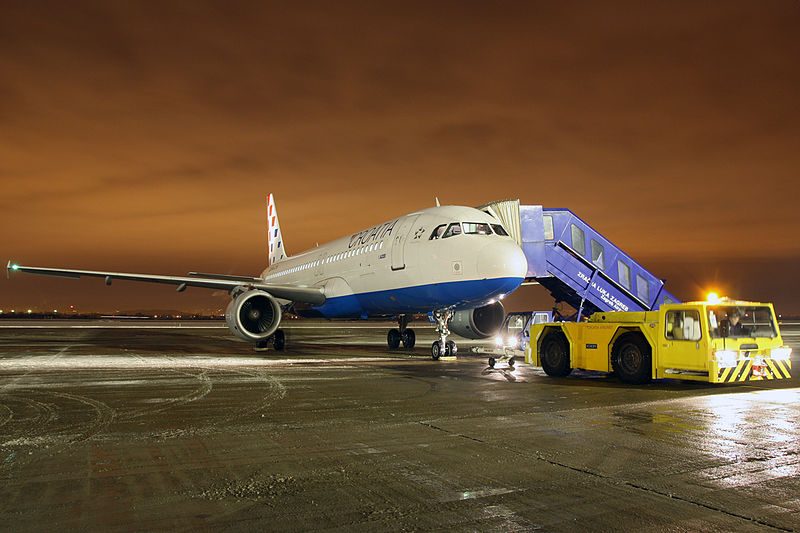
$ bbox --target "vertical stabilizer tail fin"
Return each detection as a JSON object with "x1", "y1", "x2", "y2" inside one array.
[{"x1": 267, "y1": 193, "x2": 287, "y2": 265}]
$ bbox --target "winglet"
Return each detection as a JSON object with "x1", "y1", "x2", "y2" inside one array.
[{"x1": 267, "y1": 194, "x2": 287, "y2": 266}]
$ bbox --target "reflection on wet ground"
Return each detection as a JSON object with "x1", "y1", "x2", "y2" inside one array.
[{"x1": 0, "y1": 321, "x2": 798, "y2": 531}]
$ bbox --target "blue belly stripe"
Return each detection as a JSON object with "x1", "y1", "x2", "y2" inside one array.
[{"x1": 300, "y1": 277, "x2": 523, "y2": 318}]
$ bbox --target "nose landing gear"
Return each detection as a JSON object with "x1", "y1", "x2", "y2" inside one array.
[{"x1": 431, "y1": 310, "x2": 456, "y2": 360}]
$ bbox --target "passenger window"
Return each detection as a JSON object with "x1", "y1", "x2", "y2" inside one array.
[
  {"x1": 429, "y1": 224, "x2": 447, "y2": 240},
  {"x1": 618, "y1": 261, "x2": 631, "y2": 290},
  {"x1": 665, "y1": 310, "x2": 701, "y2": 341},
  {"x1": 543, "y1": 216, "x2": 554, "y2": 240},
  {"x1": 491, "y1": 224, "x2": 509, "y2": 236},
  {"x1": 571, "y1": 224, "x2": 585, "y2": 256},
  {"x1": 463, "y1": 222, "x2": 491, "y2": 235},
  {"x1": 636, "y1": 274, "x2": 649, "y2": 303},
  {"x1": 590, "y1": 239, "x2": 604, "y2": 269},
  {"x1": 442, "y1": 223, "x2": 462, "y2": 238}
]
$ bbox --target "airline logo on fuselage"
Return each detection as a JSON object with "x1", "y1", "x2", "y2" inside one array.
[{"x1": 348, "y1": 219, "x2": 399, "y2": 249}]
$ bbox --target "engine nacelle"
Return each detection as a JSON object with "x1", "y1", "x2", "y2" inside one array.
[
  {"x1": 449, "y1": 301, "x2": 505, "y2": 339},
  {"x1": 225, "y1": 289, "x2": 282, "y2": 341}
]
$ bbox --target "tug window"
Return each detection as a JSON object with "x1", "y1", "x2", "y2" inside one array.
[
  {"x1": 442, "y1": 223, "x2": 462, "y2": 238},
  {"x1": 463, "y1": 222, "x2": 492, "y2": 235},
  {"x1": 665, "y1": 310, "x2": 701, "y2": 341},
  {"x1": 429, "y1": 224, "x2": 447, "y2": 240}
]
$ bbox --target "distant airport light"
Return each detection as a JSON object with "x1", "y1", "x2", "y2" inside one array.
[
  {"x1": 11, "y1": 264, "x2": 19, "y2": 270},
  {"x1": 27, "y1": 309, "x2": 32, "y2": 314}
]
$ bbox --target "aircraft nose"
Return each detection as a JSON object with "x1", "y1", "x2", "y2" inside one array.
[{"x1": 477, "y1": 240, "x2": 528, "y2": 280}]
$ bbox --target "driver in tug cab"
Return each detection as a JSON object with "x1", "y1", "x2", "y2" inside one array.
[{"x1": 727, "y1": 309, "x2": 748, "y2": 336}]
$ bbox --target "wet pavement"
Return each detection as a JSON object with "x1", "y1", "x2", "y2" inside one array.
[{"x1": 1, "y1": 320, "x2": 799, "y2": 532}]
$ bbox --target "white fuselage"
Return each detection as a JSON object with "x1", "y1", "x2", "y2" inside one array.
[{"x1": 259, "y1": 206, "x2": 527, "y2": 318}]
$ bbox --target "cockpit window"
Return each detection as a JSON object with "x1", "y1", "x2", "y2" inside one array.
[
  {"x1": 429, "y1": 224, "x2": 447, "y2": 240},
  {"x1": 491, "y1": 224, "x2": 509, "y2": 236},
  {"x1": 442, "y1": 223, "x2": 462, "y2": 238},
  {"x1": 433, "y1": 222, "x2": 504, "y2": 239},
  {"x1": 463, "y1": 222, "x2": 492, "y2": 235}
]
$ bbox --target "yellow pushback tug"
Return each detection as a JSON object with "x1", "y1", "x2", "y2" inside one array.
[{"x1": 526, "y1": 299, "x2": 792, "y2": 384}]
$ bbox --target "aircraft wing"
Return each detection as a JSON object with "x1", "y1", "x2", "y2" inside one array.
[{"x1": 6, "y1": 261, "x2": 326, "y2": 305}]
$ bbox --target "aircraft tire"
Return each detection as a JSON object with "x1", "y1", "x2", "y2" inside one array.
[
  {"x1": 446, "y1": 340, "x2": 457, "y2": 357},
  {"x1": 508, "y1": 356, "x2": 515, "y2": 368},
  {"x1": 431, "y1": 341, "x2": 442, "y2": 360},
  {"x1": 273, "y1": 329, "x2": 285, "y2": 351},
  {"x1": 611, "y1": 332, "x2": 652, "y2": 384},
  {"x1": 388, "y1": 329, "x2": 401, "y2": 349},
  {"x1": 541, "y1": 331, "x2": 572, "y2": 377},
  {"x1": 401, "y1": 329, "x2": 416, "y2": 349},
  {"x1": 488, "y1": 357, "x2": 496, "y2": 368}
]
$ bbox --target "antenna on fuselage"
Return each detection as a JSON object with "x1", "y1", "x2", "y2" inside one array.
[{"x1": 435, "y1": 197, "x2": 440, "y2": 207}]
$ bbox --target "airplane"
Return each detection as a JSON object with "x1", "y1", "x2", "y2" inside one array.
[{"x1": 7, "y1": 195, "x2": 528, "y2": 359}]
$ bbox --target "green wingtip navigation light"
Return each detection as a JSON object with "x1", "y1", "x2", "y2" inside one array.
[{"x1": 6, "y1": 261, "x2": 18, "y2": 280}]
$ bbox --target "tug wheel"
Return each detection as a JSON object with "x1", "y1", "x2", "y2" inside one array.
[
  {"x1": 611, "y1": 333, "x2": 652, "y2": 384},
  {"x1": 540, "y1": 331, "x2": 572, "y2": 377}
]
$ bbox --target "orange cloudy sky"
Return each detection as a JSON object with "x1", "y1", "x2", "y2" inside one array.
[{"x1": 2, "y1": 1, "x2": 799, "y2": 313}]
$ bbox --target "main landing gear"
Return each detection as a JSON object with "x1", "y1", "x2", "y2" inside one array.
[
  {"x1": 387, "y1": 315, "x2": 416, "y2": 350},
  {"x1": 254, "y1": 329, "x2": 285, "y2": 352},
  {"x1": 430, "y1": 310, "x2": 456, "y2": 360}
]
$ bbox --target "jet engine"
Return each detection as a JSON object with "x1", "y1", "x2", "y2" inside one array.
[
  {"x1": 449, "y1": 301, "x2": 505, "y2": 339},
  {"x1": 225, "y1": 289, "x2": 282, "y2": 341}
]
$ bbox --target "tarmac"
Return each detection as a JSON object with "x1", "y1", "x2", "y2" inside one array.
[{"x1": 1, "y1": 319, "x2": 799, "y2": 532}]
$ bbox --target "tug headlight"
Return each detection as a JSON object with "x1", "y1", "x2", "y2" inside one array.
[
  {"x1": 770, "y1": 347, "x2": 792, "y2": 360},
  {"x1": 714, "y1": 350, "x2": 738, "y2": 368}
]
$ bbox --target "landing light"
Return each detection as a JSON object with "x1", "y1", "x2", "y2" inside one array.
[
  {"x1": 771, "y1": 347, "x2": 792, "y2": 360},
  {"x1": 713, "y1": 349, "x2": 738, "y2": 368}
]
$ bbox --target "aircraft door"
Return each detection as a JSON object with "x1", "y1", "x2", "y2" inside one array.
[
  {"x1": 316, "y1": 254, "x2": 327, "y2": 277},
  {"x1": 391, "y1": 215, "x2": 419, "y2": 271}
]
